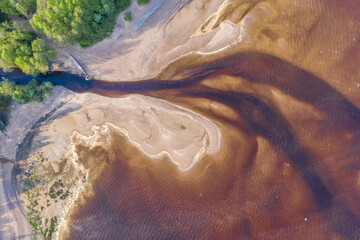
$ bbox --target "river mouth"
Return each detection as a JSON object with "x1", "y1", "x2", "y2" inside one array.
[{"x1": 4, "y1": 49, "x2": 360, "y2": 239}]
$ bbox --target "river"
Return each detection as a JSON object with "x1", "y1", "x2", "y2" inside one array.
[{"x1": 1, "y1": 51, "x2": 360, "y2": 239}]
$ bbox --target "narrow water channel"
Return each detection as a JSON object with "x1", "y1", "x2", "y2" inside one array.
[{"x1": 2, "y1": 52, "x2": 360, "y2": 239}]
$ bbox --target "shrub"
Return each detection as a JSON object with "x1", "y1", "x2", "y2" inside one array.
[
  {"x1": 124, "y1": 11, "x2": 132, "y2": 21},
  {"x1": 137, "y1": 0, "x2": 149, "y2": 5}
]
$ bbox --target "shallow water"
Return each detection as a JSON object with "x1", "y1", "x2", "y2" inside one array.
[
  {"x1": 2, "y1": 50, "x2": 360, "y2": 239},
  {"x1": 2, "y1": 49, "x2": 360, "y2": 239}
]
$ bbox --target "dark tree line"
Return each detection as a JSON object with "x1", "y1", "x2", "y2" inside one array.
[
  {"x1": 0, "y1": 0, "x2": 37, "y2": 17},
  {"x1": 0, "y1": 78, "x2": 53, "y2": 127},
  {"x1": 1, "y1": 0, "x2": 136, "y2": 75},
  {"x1": 31, "y1": 0, "x2": 130, "y2": 47},
  {"x1": 0, "y1": 0, "x2": 55, "y2": 76},
  {"x1": 0, "y1": 21, "x2": 56, "y2": 75}
]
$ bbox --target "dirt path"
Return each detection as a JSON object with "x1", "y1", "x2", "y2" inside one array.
[
  {"x1": 0, "y1": 87, "x2": 72, "y2": 240},
  {"x1": 0, "y1": 161, "x2": 32, "y2": 240}
]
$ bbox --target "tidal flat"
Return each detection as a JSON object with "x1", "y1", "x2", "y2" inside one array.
[{"x1": 1, "y1": 0, "x2": 360, "y2": 239}]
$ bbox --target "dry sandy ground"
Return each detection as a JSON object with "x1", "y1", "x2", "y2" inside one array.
[
  {"x1": 0, "y1": 88, "x2": 72, "y2": 161},
  {"x1": 59, "y1": 0, "x2": 360, "y2": 108},
  {"x1": 61, "y1": 0, "x2": 228, "y2": 81},
  {"x1": 0, "y1": 161, "x2": 31, "y2": 240},
  {"x1": 12, "y1": 92, "x2": 221, "y2": 239},
  {"x1": 0, "y1": 87, "x2": 72, "y2": 240}
]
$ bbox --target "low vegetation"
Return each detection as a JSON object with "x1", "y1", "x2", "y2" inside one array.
[
  {"x1": 137, "y1": 0, "x2": 149, "y2": 5},
  {"x1": 25, "y1": 190, "x2": 58, "y2": 240},
  {"x1": 49, "y1": 180, "x2": 69, "y2": 200},
  {"x1": 124, "y1": 11, "x2": 132, "y2": 22},
  {"x1": 0, "y1": 78, "x2": 53, "y2": 127},
  {"x1": 17, "y1": 156, "x2": 71, "y2": 239}
]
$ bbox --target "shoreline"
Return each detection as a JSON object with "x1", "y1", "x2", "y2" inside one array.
[
  {"x1": 9, "y1": 92, "x2": 222, "y2": 239},
  {"x1": 2, "y1": 0, "x2": 243, "y2": 83},
  {"x1": 57, "y1": 0, "x2": 228, "y2": 82},
  {"x1": 2, "y1": 0, "x2": 360, "y2": 238},
  {"x1": 0, "y1": 86, "x2": 73, "y2": 239}
]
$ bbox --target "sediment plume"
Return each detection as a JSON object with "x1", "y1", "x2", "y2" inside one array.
[{"x1": 9, "y1": 0, "x2": 360, "y2": 239}]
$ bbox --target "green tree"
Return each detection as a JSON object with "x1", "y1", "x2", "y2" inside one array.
[
  {"x1": 30, "y1": 0, "x2": 130, "y2": 48},
  {"x1": 0, "y1": 0, "x2": 36, "y2": 17},
  {"x1": 0, "y1": 78, "x2": 53, "y2": 105},
  {"x1": 0, "y1": 78, "x2": 15, "y2": 96},
  {"x1": 0, "y1": 21, "x2": 55, "y2": 75},
  {"x1": 0, "y1": 11, "x2": 7, "y2": 23},
  {"x1": 0, "y1": 0, "x2": 20, "y2": 16}
]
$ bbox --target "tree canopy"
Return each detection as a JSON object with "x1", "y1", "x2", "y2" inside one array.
[
  {"x1": 0, "y1": 21, "x2": 56, "y2": 75},
  {"x1": 0, "y1": 0, "x2": 54, "y2": 76},
  {"x1": 0, "y1": 0, "x2": 132, "y2": 75},
  {"x1": 31, "y1": 0, "x2": 130, "y2": 47},
  {"x1": 0, "y1": 78, "x2": 53, "y2": 127},
  {"x1": 0, "y1": 78, "x2": 53, "y2": 104},
  {"x1": 0, "y1": 0, "x2": 37, "y2": 17}
]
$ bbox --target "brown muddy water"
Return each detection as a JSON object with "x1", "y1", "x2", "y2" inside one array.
[
  {"x1": 59, "y1": 52, "x2": 360, "y2": 240},
  {"x1": 3, "y1": 0, "x2": 360, "y2": 238}
]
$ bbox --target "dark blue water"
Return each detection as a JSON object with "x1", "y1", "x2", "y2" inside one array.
[
  {"x1": 0, "y1": 69, "x2": 206, "y2": 95},
  {"x1": 1, "y1": 69, "x2": 91, "y2": 90},
  {"x1": 0, "y1": 64, "x2": 223, "y2": 97}
]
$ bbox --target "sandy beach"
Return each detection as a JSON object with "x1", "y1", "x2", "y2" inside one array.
[
  {"x1": 57, "y1": 0, "x2": 229, "y2": 81},
  {"x1": 0, "y1": 87, "x2": 72, "y2": 240},
  {"x1": 8, "y1": 92, "x2": 222, "y2": 239},
  {"x1": 55, "y1": 0, "x2": 360, "y2": 108}
]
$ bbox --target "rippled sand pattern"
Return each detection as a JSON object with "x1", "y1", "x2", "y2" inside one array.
[{"x1": 63, "y1": 0, "x2": 360, "y2": 239}]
